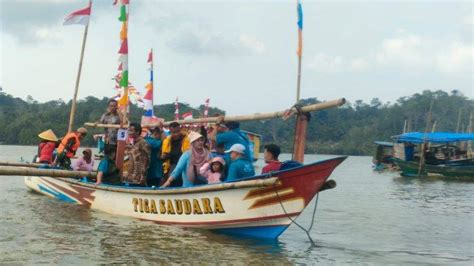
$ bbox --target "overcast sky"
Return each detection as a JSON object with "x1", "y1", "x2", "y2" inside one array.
[{"x1": 0, "y1": 0, "x2": 472, "y2": 115}]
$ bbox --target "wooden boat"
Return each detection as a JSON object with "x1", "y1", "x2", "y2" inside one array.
[
  {"x1": 391, "y1": 132, "x2": 474, "y2": 179},
  {"x1": 372, "y1": 141, "x2": 396, "y2": 171},
  {"x1": 392, "y1": 157, "x2": 474, "y2": 179},
  {"x1": 9, "y1": 1, "x2": 348, "y2": 240},
  {"x1": 24, "y1": 156, "x2": 346, "y2": 239}
]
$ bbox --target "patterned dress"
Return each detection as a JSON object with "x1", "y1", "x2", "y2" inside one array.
[{"x1": 123, "y1": 137, "x2": 151, "y2": 185}]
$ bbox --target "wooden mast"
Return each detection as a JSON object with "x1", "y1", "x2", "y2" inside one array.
[
  {"x1": 417, "y1": 98, "x2": 434, "y2": 176},
  {"x1": 292, "y1": 0, "x2": 306, "y2": 163},
  {"x1": 115, "y1": 1, "x2": 131, "y2": 170},
  {"x1": 67, "y1": 0, "x2": 92, "y2": 133}
]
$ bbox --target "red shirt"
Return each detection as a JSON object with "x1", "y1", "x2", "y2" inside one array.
[
  {"x1": 261, "y1": 161, "x2": 282, "y2": 174},
  {"x1": 38, "y1": 142, "x2": 56, "y2": 163}
]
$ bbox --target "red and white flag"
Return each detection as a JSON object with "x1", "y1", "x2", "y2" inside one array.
[
  {"x1": 174, "y1": 97, "x2": 180, "y2": 120},
  {"x1": 63, "y1": 3, "x2": 92, "y2": 26},
  {"x1": 204, "y1": 98, "x2": 210, "y2": 118},
  {"x1": 113, "y1": 0, "x2": 130, "y2": 5},
  {"x1": 182, "y1": 112, "x2": 193, "y2": 120}
]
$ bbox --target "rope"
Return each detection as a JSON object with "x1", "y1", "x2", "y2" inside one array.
[{"x1": 272, "y1": 179, "x2": 320, "y2": 246}]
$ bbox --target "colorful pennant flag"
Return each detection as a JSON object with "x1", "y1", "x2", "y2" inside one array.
[
  {"x1": 118, "y1": 5, "x2": 127, "y2": 21},
  {"x1": 117, "y1": 2, "x2": 129, "y2": 108},
  {"x1": 143, "y1": 49, "x2": 154, "y2": 117},
  {"x1": 296, "y1": 0, "x2": 303, "y2": 57},
  {"x1": 63, "y1": 2, "x2": 91, "y2": 26}
]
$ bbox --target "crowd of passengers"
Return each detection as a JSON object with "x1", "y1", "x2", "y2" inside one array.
[{"x1": 36, "y1": 99, "x2": 283, "y2": 188}]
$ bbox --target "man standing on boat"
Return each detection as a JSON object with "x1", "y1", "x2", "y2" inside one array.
[
  {"x1": 145, "y1": 127, "x2": 164, "y2": 187},
  {"x1": 98, "y1": 99, "x2": 123, "y2": 154},
  {"x1": 122, "y1": 123, "x2": 151, "y2": 186},
  {"x1": 211, "y1": 119, "x2": 252, "y2": 165},
  {"x1": 55, "y1": 127, "x2": 88, "y2": 169},
  {"x1": 161, "y1": 122, "x2": 190, "y2": 185}
]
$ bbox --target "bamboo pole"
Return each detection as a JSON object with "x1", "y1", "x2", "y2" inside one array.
[
  {"x1": 67, "y1": 0, "x2": 92, "y2": 133},
  {"x1": 296, "y1": 50, "x2": 302, "y2": 103},
  {"x1": 431, "y1": 120, "x2": 437, "y2": 133},
  {"x1": 84, "y1": 98, "x2": 346, "y2": 129},
  {"x1": 456, "y1": 108, "x2": 463, "y2": 133},
  {"x1": 468, "y1": 111, "x2": 473, "y2": 159},
  {"x1": 0, "y1": 162, "x2": 46, "y2": 168},
  {"x1": 0, "y1": 166, "x2": 97, "y2": 178},
  {"x1": 55, "y1": 177, "x2": 280, "y2": 195},
  {"x1": 418, "y1": 99, "x2": 434, "y2": 176},
  {"x1": 403, "y1": 119, "x2": 407, "y2": 133}
]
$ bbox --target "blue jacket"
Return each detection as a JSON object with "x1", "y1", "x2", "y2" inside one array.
[
  {"x1": 216, "y1": 129, "x2": 252, "y2": 161},
  {"x1": 145, "y1": 136, "x2": 164, "y2": 180},
  {"x1": 226, "y1": 157, "x2": 255, "y2": 181},
  {"x1": 170, "y1": 151, "x2": 209, "y2": 187}
]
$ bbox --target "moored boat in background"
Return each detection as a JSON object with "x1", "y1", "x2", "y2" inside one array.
[{"x1": 391, "y1": 132, "x2": 474, "y2": 179}]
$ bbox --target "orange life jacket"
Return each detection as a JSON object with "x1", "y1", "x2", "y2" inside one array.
[{"x1": 57, "y1": 132, "x2": 81, "y2": 158}]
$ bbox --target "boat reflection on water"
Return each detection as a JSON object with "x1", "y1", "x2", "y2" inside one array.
[{"x1": 91, "y1": 212, "x2": 293, "y2": 264}]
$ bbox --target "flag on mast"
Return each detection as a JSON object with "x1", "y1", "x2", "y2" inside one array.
[
  {"x1": 296, "y1": 0, "x2": 303, "y2": 57},
  {"x1": 117, "y1": 1, "x2": 129, "y2": 108},
  {"x1": 204, "y1": 98, "x2": 210, "y2": 118},
  {"x1": 63, "y1": 2, "x2": 92, "y2": 26},
  {"x1": 182, "y1": 112, "x2": 193, "y2": 120},
  {"x1": 174, "y1": 97, "x2": 180, "y2": 120},
  {"x1": 143, "y1": 49, "x2": 154, "y2": 117}
]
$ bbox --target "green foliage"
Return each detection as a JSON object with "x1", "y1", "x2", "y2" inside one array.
[{"x1": 0, "y1": 90, "x2": 472, "y2": 155}]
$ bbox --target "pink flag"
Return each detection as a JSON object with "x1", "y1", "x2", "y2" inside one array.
[
  {"x1": 147, "y1": 50, "x2": 153, "y2": 63},
  {"x1": 63, "y1": 3, "x2": 91, "y2": 26}
]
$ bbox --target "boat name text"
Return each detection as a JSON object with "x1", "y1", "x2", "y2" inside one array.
[{"x1": 132, "y1": 197, "x2": 226, "y2": 215}]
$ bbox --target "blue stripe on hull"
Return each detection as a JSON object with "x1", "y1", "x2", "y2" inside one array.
[
  {"x1": 213, "y1": 225, "x2": 288, "y2": 239},
  {"x1": 38, "y1": 184, "x2": 77, "y2": 203}
]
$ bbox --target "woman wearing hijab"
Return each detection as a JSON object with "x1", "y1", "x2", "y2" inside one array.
[{"x1": 161, "y1": 131, "x2": 210, "y2": 188}]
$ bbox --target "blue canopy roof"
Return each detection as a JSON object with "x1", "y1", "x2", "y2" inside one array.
[{"x1": 392, "y1": 132, "x2": 474, "y2": 144}]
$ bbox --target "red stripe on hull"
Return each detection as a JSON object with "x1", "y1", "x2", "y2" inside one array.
[
  {"x1": 246, "y1": 157, "x2": 346, "y2": 209},
  {"x1": 140, "y1": 211, "x2": 301, "y2": 227}
]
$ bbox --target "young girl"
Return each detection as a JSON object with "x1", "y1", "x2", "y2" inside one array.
[{"x1": 199, "y1": 157, "x2": 225, "y2": 184}]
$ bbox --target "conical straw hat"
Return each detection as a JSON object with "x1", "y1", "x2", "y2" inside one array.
[{"x1": 38, "y1": 129, "x2": 58, "y2": 142}]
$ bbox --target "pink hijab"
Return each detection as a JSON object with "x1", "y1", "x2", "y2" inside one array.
[{"x1": 187, "y1": 141, "x2": 210, "y2": 182}]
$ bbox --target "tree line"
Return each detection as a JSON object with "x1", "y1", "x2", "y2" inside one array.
[{"x1": 0, "y1": 89, "x2": 472, "y2": 155}]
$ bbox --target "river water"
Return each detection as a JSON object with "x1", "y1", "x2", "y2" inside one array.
[{"x1": 0, "y1": 145, "x2": 473, "y2": 264}]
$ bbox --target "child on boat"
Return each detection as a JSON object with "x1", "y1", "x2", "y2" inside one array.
[
  {"x1": 199, "y1": 157, "x2": 226, "y2": 184},
  {"x1": 73, "y1": 148, "x2": 94, "y2": 171}
]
